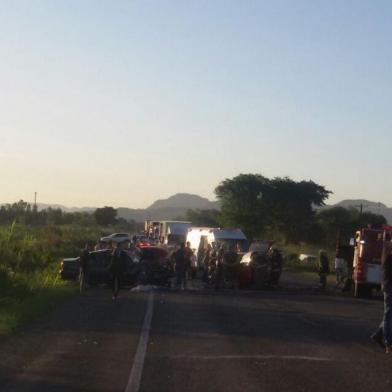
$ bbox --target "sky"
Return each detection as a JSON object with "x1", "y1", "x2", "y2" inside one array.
[{"x1": 0, "y1": 0, "x2": 391, "y2": 208}]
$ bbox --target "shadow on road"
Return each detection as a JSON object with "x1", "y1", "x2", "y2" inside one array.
[{"x1": 150, "y1": 288, "x2": 383, "y2": 347}]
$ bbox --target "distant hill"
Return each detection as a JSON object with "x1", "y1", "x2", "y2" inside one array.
[
  {"x1": 327, "y1": 199, "x2": 392, "y2": 224},
  {"x1": 6, "y1": 195, "x2": 389, "y2": 224},
  {"x1": 118, "y1": 193, "x2": 220, "y2": 222},
  {"x1": 1, "y1": 193, "x2": 220, "y2": 222},
  {"x1": 148, "y1": 193, "x2": 220, "y2": 210}
]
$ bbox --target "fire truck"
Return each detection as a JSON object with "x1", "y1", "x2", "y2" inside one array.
[{"x1": 353, "y1": 225, "x2": 392, "y2": 298}]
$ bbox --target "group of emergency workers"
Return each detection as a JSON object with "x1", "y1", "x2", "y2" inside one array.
[
  {"x1": 79, "y1": 237, "x2": 243, "y2": 297},
  {"x1": 170, "y1": 241, "x2": 242, "y2": 290}
]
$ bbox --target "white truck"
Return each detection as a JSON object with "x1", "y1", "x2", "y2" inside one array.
[
  {"x1": 160, "y1": 221, "x2": 191, "y2": 246},
  {"x1": 145, "y1": 220, "x2": 191, "y2": 246}
]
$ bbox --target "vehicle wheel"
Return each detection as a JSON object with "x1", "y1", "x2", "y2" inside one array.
[
  {"x1": 354, "y1": 283, "x2": 372, "y2": 299},
  {"x1": 254, "y1": 269, "x2": 267, "y2": 289}
]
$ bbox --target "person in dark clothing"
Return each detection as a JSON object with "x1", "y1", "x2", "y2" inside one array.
[
  {"x1": 109, "y1": 241, "x2": 126, "y2": 300},
  {"x1": 207, "y1": 246, "x2": 218, "y2": 287},
  {"x1": 174, "y1": 243, "x2": 187, "y2": 290},
  {"x1": 79, "y1": 242, "x2": 94, "y2": 294},
  {"x1": 214, "y1": 245, "x2": 225, "y2": 290},
  {"x1": 371, "y1": 242, "x2": 392, "y2": 353},
  {"x1": 318, "y1": 250, "x2": 330, "y2": 290},
  {"x1": 223, "y1": 246, "x2": 239, "y2": 289},
  {"x1": 269, "y1": 248, "x2": 283, "y2": 286},
  {"x1": 339, "y1": 245, "x2": 354, "y2": 293},
  {"x1": 184, "y1": 242, "x2": 193, "y2": 280},
  {"x1": 202, "y1": 244, "x2": 212, "y2": 283}
]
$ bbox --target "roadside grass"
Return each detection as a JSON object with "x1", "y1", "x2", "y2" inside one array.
[
  {"x1": 0, "y1": 223, "x2": 100, "y2": 336},
  {"x1": 278, "y1": 242, "x2": 336, "y2": 276},
  {"x1": 0, "y1": 280, "x2": 76, "y2": 335}
]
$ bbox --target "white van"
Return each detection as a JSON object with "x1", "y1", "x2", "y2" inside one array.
[
  {"x1": 160, "y1": 221, "x2": 191, "y2": 246},
  {"x1": 186, "y1": 227, "x2": 248, "y2": 259}
]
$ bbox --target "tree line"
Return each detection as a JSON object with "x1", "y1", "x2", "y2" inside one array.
[
  {"x1": 1, "y1": 173, "x2": 387, "y2": 247},
  {"x1": 0, "y1": 201, "x2": 137, "y2": 230},
  {"x1": 183, "y1": 173, "x2": 386, "y2": 246}
]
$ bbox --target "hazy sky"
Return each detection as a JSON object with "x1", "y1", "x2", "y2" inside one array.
[{"x1": 1, "y1": 0, "x2": 391, "y2": 208}]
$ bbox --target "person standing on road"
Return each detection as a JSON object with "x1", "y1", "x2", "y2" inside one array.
[
  {"x1": 223, "y1": 245, "x2": 240, "y2": 289},
  {"x1": 79, "y1": 242, "x2": 94, "y2": 294},
  {"x1": 184, "y1": 242, "x2": 193, "y2": 280},
  {"x1": 109, "y1": 241, "x2": 125, "y2": 300},
  {"x1": 174, "y1": 242, "x2": 187, "y2": 290},
  {"x1": 318, "y1": 250, "x2": 330, "y2": 291},
  {"x1": 215, "y1": 245, "x2": 225, "y2": 290},
  {"x1": 371, "y1": 241, "x2": 392, "y2": 354},
  {"x1": 334, "y1": 249, "x2": 345, "y2": 288},
  {"x1": 202, "y1": 244, "x2": 212, "y2": 283}
]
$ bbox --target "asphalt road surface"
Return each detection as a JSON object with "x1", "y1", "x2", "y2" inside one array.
[{"x1": 0, "y1": 281, "x2": 391, "y2": 392}]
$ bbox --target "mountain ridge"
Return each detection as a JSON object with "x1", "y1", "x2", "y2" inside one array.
[
  {"x1": 329, "y1": 199, "x2": 392, "y2": 223},
  {"x1": 2, "y1": 195, "x2": 391, "y2": 223}
]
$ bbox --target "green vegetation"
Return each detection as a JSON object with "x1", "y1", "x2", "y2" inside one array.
[
  {"x1": 184, "y1": 209, "x2": 221, "y2": 227},
  {"x1": 212, "y1": 173, "x2": 385, "y2": 247},
  {"x1": 278, "y1": 242, "x2": 334, "y2": 273},
  {"x1": 0, "y1": 223, "x2": 102, "y2": 335},
  {"x1": 215, "y1": 173, "x2": 331, "y2": 241},
  {"x1": 1, "y1": 173, "x2": 387, "y2": 333},
  {"x1": 0, "y1": 202, "x2": 140, "y2": 335},
  {"x1": 0, "y1": 281, "x2": 75, "y2": 335},
  {"x1": 0, "y1": 200, "x2": 138, "y2": 231}
]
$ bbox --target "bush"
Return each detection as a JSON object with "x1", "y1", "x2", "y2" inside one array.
[
  {"x1": 0, "y1": 223, "x2": 105, "y2": 334},
  {"x1": 0, "y1": 223, "x2": 102, "y2": 300}
]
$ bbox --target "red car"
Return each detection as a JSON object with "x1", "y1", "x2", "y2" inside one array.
[
  {"x1": 239, "y1": 241, "x2": 282, "y2": 288},
  {"x1": 136, "y1": 246, "x2": 172, "y2": 286}
]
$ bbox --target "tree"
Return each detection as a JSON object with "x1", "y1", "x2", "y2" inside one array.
[
  {"x1": 316, "y1": 207, "x2": 387, "y2": 246},
  {"x1": 93, "y1": 206, "x2": 117, "y2": 226},
  {"x1": 215, "y1": 174, "x2": 272, "y2": 239},
  {"x1": 185, "y1": 209, "x2": 221, "y2": 227},
  {"x1": 268, "y1": 178, "x2": 331, "y2": 243},
  {"x1": 215, "y1": 173, "x2": 331, "y2": 242}
]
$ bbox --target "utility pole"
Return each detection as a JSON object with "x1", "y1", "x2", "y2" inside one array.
[
  {"x1": 34, "y1": 192, "x2": 37, "y2": 208},
  {"x1": 354, "y1": 203, "x2": 368, "y2": 215}
]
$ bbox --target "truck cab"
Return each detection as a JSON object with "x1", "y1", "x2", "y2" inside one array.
[{"x1": 353, "y1": 227, "x2": 391, "y2": 298}]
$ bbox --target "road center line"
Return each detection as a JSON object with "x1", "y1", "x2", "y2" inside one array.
[
  {"x1": 170, "y1": 354, "x2": 332, "y2": 362},
  {"x1": 125, "y1": 291, "x2": 154, "y2": 392}
]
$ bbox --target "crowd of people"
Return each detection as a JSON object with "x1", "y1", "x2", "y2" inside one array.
[
  {"x1": 78, "y1": 237, "x2": 243, "y2": 299},
  {"x1": 315, "y1": 247, "x2": 354, "y2": 292},
  {"x1": 171, "y1": 242, "x2": 241, "y2": 291}
]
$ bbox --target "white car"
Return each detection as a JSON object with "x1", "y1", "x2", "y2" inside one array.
[
  {"x1": 100, "y1": 233, "x2": 130, "y2": 243},
  {"x1": 298, "y1": 254, "x2": 317, "y2": 264}
]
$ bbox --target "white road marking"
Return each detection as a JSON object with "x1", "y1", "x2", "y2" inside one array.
[
  {"x1": 125, "y1": 291, "x2": 154, "y2": 392},
  {"x1": 170, "y1": 354, "x2": 332, "y2": 362}
]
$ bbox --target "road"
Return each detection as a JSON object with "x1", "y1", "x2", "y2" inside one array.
[{"x1": 0, "y1": 278, "x2": 391, "y2": 392}]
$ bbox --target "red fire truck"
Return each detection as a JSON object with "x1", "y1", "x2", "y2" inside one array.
[{"x1": 353, "y1": 225, "x2": 392, "y2": 298}]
